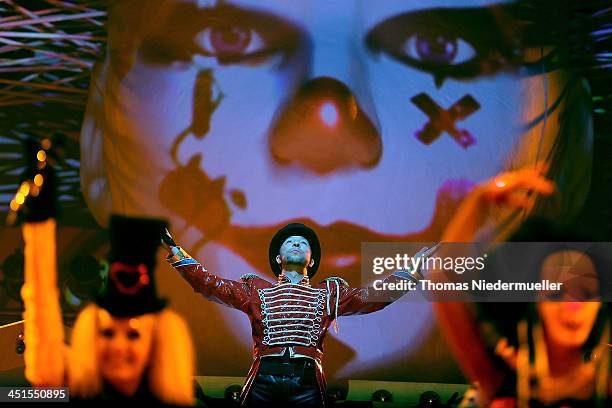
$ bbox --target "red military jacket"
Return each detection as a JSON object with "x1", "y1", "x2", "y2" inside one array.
[{"x1": 167, "y1": 247, "x2": 411, "y2": 405}]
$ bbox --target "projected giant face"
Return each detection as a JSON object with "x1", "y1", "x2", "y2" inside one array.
[{"x1": 80, "y1": 0, "x2": 592, "y2": 380}]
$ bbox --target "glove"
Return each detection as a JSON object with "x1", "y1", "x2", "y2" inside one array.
[
  {"x1": 22, "y1": 166, "x2": 57, "y2": 223},
  {"x1": 7, "y1": 138, "x2": 57, "y2": 224},
  {"x1": 415, "y1": 243, "x2": 440, "y2": 259},
  {"x1": 410, "y1": 243, "x2": 441, "y2": 279},
  {"x1": 161, "y1": 227, "x2": 178, "y2": 251}
]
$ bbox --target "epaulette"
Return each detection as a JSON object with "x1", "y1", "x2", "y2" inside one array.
[
  {"x1": 240, "y1": 273, "x2": 261, "y2": 283},
  {"x1": 320, "y1": 276, "x2": 348, "y2": 286}
]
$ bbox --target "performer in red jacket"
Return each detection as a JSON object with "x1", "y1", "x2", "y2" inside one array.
[{"x1": 162, "y1": 223, "x2": 430, "y2": 407}]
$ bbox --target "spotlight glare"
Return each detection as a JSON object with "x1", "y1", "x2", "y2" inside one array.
[
  {"x1": 34, "y1": 174, "x2": 43, "y2": 187},
  {"x1": 15, "y1": 193, "x2": 25, "y2": 205},
  {"x1": 319, "y1": 101, "x2": 339, "y2": 128},
  {"x1": 36, "y1": 150, "x2": 46, "y2": 162},
  {"x1": 19, "y1": 182, "x2": 30, "y2": 196}
]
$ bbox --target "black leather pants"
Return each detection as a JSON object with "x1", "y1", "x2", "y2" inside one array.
[{"x1": 244, "y1": 357, "x2": 323, "y2": 408}]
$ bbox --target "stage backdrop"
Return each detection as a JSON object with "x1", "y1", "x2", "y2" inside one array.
[{"x1": 79, "y1": 0, "x2": 592, "y2": 385}]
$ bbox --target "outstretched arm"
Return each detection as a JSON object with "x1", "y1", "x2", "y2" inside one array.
[
  {"x1": 21, "y1": 219, "x2": 66, "y2": 387},
  {"x1": 335, "y1": 244, "x2": 439, "y2": 316},
  {"x1": 15, "y1": 142, "x2": 66, "y2": 387},
  {"x1": 161, "y1": 228, "x2": 252, "y2": 312},
  {"x1": 332, "y1": 273, "x2": 408, "y2": 316},
  {"x1": 433, "y1": 163, "x2": 554, "y2": 402}
]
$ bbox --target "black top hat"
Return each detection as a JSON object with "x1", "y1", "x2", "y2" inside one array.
[
  {"x1": 268, "y1": 223, "x2": 321, "y2": 278},
  {"x1": 96, "y1": 215, "x2": 168, "y2": 317}
]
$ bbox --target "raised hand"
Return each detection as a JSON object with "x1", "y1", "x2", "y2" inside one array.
[
  {"x1": 442, "y1": 162, "x2": 555, "y2": 242},
  {"x1": 161, "y1": 227, "x2": 178, "y2": 253},
  {"x1": 414, "y1": 243, "x2": 441, "y2": 260},
  {"x1": 407, "y1": 243, "x2": 441, "y2": 280},
  {"x1": 479, "y1": 162, "x2": 554, "y2": 210},
  {"x1": 7, "y1": 138, "x2": 57, "y2": 225}
]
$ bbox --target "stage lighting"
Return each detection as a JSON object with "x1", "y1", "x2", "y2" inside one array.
[
  {"x1": 15, "y1": 331, "x2": 25, "y2": 355},
  {"x1": 372, "y1": 389, "x2": 393, "y2": 402},
  {"x1": 62, "y1": 254, "x2": 103, "y2": 308},
  {"x1": 1, "y1": 249, "x2": 24, "y2": 304},
  {"x1": 418, "y1": 391, "x2": 441, "y2": 407},
  {"x1": 224, "y1": 384, "x2": 242, "y2": 403}
]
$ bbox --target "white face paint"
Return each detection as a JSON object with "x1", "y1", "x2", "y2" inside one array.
[
  {"x1": 278, "y1": 235, "x2": 312, "y2": 269},
  {"x1": 81, "y1": 0, "x2": 590, "y2": 381}
]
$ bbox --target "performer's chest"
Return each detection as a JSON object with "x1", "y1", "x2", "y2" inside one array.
[{"x1": 255, "y1": 284, "x2": 329, "y2": 347}]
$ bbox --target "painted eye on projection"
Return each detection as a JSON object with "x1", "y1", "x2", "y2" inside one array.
[
  {"x1": 197, "y1": 25, "x2": 265, "y2": 58},
  {"x1": 364, "y1": 7, "x2": 522, "y2": 83},
  {"x1": 403, "y1": 34, "x2": 475, "y2": 65}
]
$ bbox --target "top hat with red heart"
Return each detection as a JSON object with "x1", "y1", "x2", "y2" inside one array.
[{"x1": 96, "y1": 215, "x2": 168, "y2": 317}]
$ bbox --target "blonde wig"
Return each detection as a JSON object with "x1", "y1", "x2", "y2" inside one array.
[{"x1": 68, "y1": 304, "x2": 195, "y2": 405}]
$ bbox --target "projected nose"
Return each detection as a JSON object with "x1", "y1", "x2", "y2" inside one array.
[
  {"x1": 319, "y1": 101, "x2": 339, "y2": 127},
  {"x1": 268, "y1": 77, "x2": 381, "y2": 174}
]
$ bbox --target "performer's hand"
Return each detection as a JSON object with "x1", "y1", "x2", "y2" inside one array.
[
  {"x1": 7, "y1": 138, "x2": 57, "y2": 225},
  {"x1": 414, "y1": 243, "x2": 440, "y2": 260},
  {"x1": 409, "y1": 243, "x2": 440, "y2": 278},
  {"x1": 161, "y1": 227, "x2": 178, "y2": 252},
  {"x1": 478, "y1": 162, "x2": 555, "y2": 210}
]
